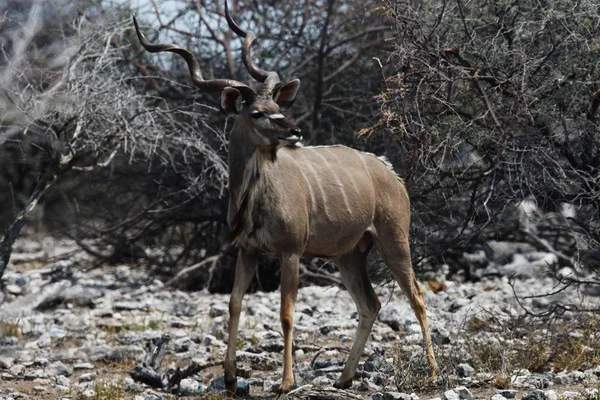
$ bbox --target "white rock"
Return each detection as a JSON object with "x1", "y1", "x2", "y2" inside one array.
[
  {"x1": 55, "y1": 375, "x2": 70, "y2": 387},
  {"x1": 79, "y1": 373, "x2": 95, "y2": 382},
  {"x1": 179, "y1": 378, "x2": 200, "y2": 395},
  {"x1": 454, "y1": 386, "x2": 474, "y2": 400},
  {"x1": 9, "y1": 364, "x2": 25, "y2": 376},
  {"x1": 544, "y1": 390, "x2": 558, "y2": 400},
  {"x1": 5, "y1": 285, "x2": 22, "y2": 295},
  {"x1": 37, "y1": 334, "x2": 52, "y2": 348},
  {"x1": 0, "y1": 356, "x2": 15, "y2": 369},
  {"x1": 73, "y1": 362, "x2": 94, "y2": 370},
  {"x1": 443, "y1": 390, "x2": 459, "y2": 400}
]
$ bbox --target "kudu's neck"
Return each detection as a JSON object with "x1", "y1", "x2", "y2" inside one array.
[
  {"x1": 228, "y1": 120, "x2": 271, "y2": 201},
  {"x1": 229, "y1": 125, "x2": 252, "y2": 194}
]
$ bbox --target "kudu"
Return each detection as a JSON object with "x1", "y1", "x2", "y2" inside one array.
[{"x1": 133, "y1": 3, "x2": 438, "y2": 396}]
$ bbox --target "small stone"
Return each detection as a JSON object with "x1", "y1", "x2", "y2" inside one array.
[
  {"x1": 32, "y1": 386, "x2": 44, "y2": 393},
  {"x1": 313, "y1": 358, "x2": 344, "y2": 369},
  {"x1": 5, "y1": 284, "x2": 22, "y2": 295},
  {"x1": 36, "y1": 334, "x2": 51, "y2": 348},
  {"x1": 202, "y1": 334, "x2": 219, "y2": 346},
  {"x1": 173, "y1": 337, "x2": 190, "y2": 353},
  {"x1": 170, "y1": 319, "x2": 190, "y2": 328},
  {"x1": 9, "y1": 364, "x2": 25, "y2": 376},
  {"x1": 497, "y1": 390, "x2": 517, "y2": 399},
  {"x1": 457, "y1": 363, "x2": 475, "y2": 378},
  {"x1": 45, "y1": 361, "x2": 73, "y2": 377},
  {"x1": 444, "y1": 389, "x2": 459, "y2": 400},
  {"x1": 312, "y1": 376, "x2": 333, "y2": 385},
  {"x1": 363, "y1": 353, "x2": 384, "y2": 372},
  {"x1": 123, "y1": 376, "x2": 135, "y2": 389},
  {"x1": 454, "y1": 386, "x2": 474, "y2": 400},
  {"x1": 179, "y1": 378, "x2": 200, "y2": 395},
  {"x1": 250, "y1": 338, "x2": 284, "y2": 353},
  {"x1": 55, "y1": 375, "x2": 70, "y2": 387},
  {"x1": 569, "y1": 371, "x2": 585, "y2": 382},
  {"x1": 73, "y1": 363, "x2": 95, "y2": 370},
  {"x1": 209, "y1": 304, "x2": 228, "y2": 318},
  {"x1": 263, "y1": 380, "x2": 278, "y2": 392},
  {"x1": 25, "y1": 369, "x2": 44, "y2": 380},
  {"x1": 79, "y1": 373, "x2": 95, "y2": 382},
  {"x1": 522, "y1": 390, "x2": 546, "y2": 400},
  {"x1": 314, "y1": 365, "x2": 344, "y2": 377},
  {"x1": 491, "y1": 395, "x2": 506, "y2": 400},
  {"x1": 553, "y1": 373, "x2": 571, "y2": 385},
  {"x1": 232, "y1": 380, "x2": 249, "y2": 396},
  {"x1": 382, "y1": 392, "x2": 412, "y2": 400},
  {"x1": 378, "y1": 307, "x2": 410, "y2": 331},
  {"x1": 0, "y1": 356, "x2": 15, "y2": 369},
  {"x1": 560, "y1": 392, "x2": 580, "y2": 400},
  {"x1": 237, "y1": 366, "x2": 252, "y2": 379},
  {"x1": 0, "y1": 336, "x2": 19, "y2": 345},
  {"x1": 544, "y1": 390, "x2": 558, "y2": 400}
]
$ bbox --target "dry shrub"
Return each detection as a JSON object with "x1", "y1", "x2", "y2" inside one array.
[{"x1": 394, "y1": 315, "x2": 600, "y2": 392}]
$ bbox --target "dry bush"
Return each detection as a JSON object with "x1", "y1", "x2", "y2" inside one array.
[
  {"x1": 393, "y1": 315, "x2": 600, "y2": 392},
  {"x1": 370, "y1": 0, "x2": 600, "y2": 274}
]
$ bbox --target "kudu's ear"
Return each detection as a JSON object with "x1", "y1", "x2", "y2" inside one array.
[
  {"x1": 273, "y1": 79, "x2": 300, "y2": 111},
  {"x1": 221, "y1": 87, "x2": 243, "y2": 115}
]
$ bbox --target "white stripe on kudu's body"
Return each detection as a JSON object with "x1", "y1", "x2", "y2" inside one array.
[
  {"x1": 133, "y1": 4, "x2": 438, "y2": 398},
  {"x1": 309, "y1": 148, "x2": 353, "y2": 216}
]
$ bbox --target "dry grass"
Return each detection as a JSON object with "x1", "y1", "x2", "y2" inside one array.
[
  {"x1": 70, "y1": 381, "x2": 125, "y2": 400},
  {"x1": 393, "y1": 315, "x2": 600, "y2": 392},
  {"x1": 0, "y1": 319, "x2": 22, "y2": 341}
]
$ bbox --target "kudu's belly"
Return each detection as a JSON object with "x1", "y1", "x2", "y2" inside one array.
[{"x1": 302, "y1": 209, "x2": 374, "y2": 257}]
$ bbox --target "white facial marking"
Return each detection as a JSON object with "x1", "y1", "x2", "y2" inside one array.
[{"x1": 269, "y1": 113, "x2": 285, "y2": 119}]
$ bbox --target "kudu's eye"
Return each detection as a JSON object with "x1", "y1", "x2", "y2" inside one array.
[{"x1": 251, "y1": 111, "x2": 264, "y2": 119}]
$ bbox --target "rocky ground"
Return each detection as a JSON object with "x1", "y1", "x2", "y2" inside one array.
[{"x1": 0, "y1": 236, "x2": 599, "y2": 400}]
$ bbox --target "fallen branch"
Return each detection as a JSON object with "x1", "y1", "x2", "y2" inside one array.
[
  {"x1": 129, "y1": 333, "x2": 222, "y2": 393},
  {"x1": 286, "y1": 385, "x2": 364, "y2": 399},
  {"x1": 520, "y1": 228, "x2": 575, "y2": 267},
  {"x1": 158, "y1": 255, "x2": 221, "y2": 290}
]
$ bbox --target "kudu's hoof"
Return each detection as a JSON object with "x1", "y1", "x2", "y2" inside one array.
[
  {"x1": 274, "y1": 381, "x2": 297, "y2": 399},
  {"x1": 333, "y1": 378, "x2": 352, "y2": 390},
  {"x1": 224, "y1": 379, "x2": 237, "y2": 398},
  {"x1": 275, "y1": 391, "x2": 286, "y2": 400}
]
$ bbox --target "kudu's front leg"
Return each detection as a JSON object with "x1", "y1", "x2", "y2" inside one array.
[
  {"x1": 224, "y1": 247, "x2": 258, "y2": 396},
  {"x1": 278, "y1": 253, "x2": 300, "y2": 396}
]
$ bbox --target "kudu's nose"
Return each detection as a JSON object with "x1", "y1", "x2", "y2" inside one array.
[{"x1": 281, "y1": 127, "x2": 302, "y2": 144}]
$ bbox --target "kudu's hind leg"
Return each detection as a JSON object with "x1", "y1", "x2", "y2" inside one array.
[
  {"x1": 333, "y1": 247, "x2": 381, "y2": 390},
  {"x1": 224, "y1": 247, "x2": 258, "y2": 396},
  {"x1": 377, "y1": 237, "x2": 439, "y2": 379}
]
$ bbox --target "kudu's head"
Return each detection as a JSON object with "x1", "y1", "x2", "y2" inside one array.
[{"x1": 133, "y1": 1, "x2": 302, "y2": 148}]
